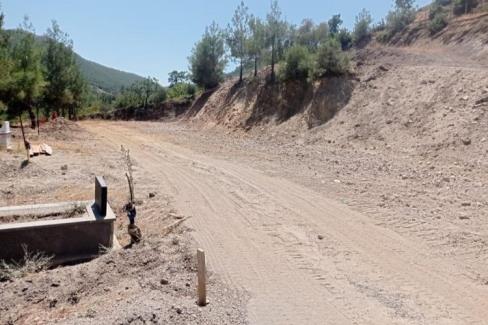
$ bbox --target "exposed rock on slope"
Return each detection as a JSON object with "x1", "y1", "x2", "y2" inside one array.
[{"x1": 186, "y1": 69, "x2": 355, "y2": 130}]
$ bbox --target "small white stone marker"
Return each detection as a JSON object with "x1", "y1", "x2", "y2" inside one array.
[{"x1": 197, "y1": 248, "x2": 207, "y2": 306}]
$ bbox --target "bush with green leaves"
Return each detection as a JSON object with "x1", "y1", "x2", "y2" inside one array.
[
  {"x1": 149, "y1": 87, "x2": 167, "y2": 106},
  {"x1": 167, "y1": 83, "x2": 196, "y2": 100},
  {"x1": 315, "y1": 38, "x2": 349, "y2": 77},
  {"x1": 429, "y1": 14, "x2": 447, "y2": 34},
  {"x1": 429, "y1": 1, "x2": 448, "y2": 34},
  {"x1": 337, "y1": 28, "x2": 352, "y2": 50},
  {"x1": 279, "y1": 45, "x2": 313, "y2": 81}
]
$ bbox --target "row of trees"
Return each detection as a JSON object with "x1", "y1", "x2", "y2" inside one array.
[
  {"x1": 0, "y1": 10, "x2": 85, "y2": 128},
  {"x1": 188, "y1": 1, "x2": 377, "y2": 90},
  {"x1": 113, "y1": 72, "x2": 197, "y2": 111}
]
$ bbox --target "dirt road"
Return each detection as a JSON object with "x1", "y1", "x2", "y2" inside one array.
[{"x1": 84, "y1": 121, "x2": 488, "y2": 325}]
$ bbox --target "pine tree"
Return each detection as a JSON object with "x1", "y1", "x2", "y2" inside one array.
[
  {"x1": 6, "y1": 17, "x2": 44, "y2": 129},
  {"x1": 247, "y1": 16, "x2": 266, "y2": 77},
  {"x1": 189, "y1": 22, "x2": 226, "y2": 89},
  {"x1": 266, "y1": 0, "x2": 286, "y2": 82},
  {"x1": 43, "y1": 21, "x2": 84, "y2": 118},
  {"x1": 227, "y1": 1, "x2": 250, "y2": 83}
]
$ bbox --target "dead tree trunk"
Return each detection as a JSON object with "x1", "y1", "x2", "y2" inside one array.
[
  {"x1": 19, "y1": 115, "x2": 29, "y2": 161},
  {"x1": 27, "y1": 107, "x2": 36, "y2": 129}
]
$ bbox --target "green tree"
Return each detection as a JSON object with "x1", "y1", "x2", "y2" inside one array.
[
  {"x1": 328, "y1": 14, "x2": 343, "y2": 35},
  {"x1": 266, "y1": 0, "x2": 287, "y2": 82},
  {"x1": 227, "y1": 1, "x2": 250, "y2": 83},
  {"x1": 0, "y1": 7, "x2": 13, "y2": 108},
  {"x1": 140, "y1": 77, "x2": 159, "y2": 108},
  {"x1": 168, "y1": 70, "x2": 189, "y2": 86},
  {"x1": 43, "y1": 21, "x2": 84, "y2": 118},
  {"x1": 296, "y1": 19, "x2": 315, "y2": 49},
  {"x1": 352, "y1": 9, "x2": 373, "y2": 46},
  {"x1": 396, "y1": 0, "x2": 415, "y2": 9},
  {"x1": 189, "y1": 22, "x2": 226, "y2": 89},
  {"x1": 378, "y1": 0, "x2": 417, "y2": 42},
  {"x1": 68, "y1": 66, "x2": 86, "y2": 119},
  {"x1": 314, "y1": 22, "x2": 330, "y2": 47},
  {"x1": 247, "y1": 16, "x2": 266, "y2": 77},
  {"x1": 115, "y1": 77, "x2": 164, "y2": 109},
  {"x1": 5, "y1": 17, "x2": 44, "y2": 129},
  {"x1": 295, "y1": 19, "x2": 328, "y2": 51}
]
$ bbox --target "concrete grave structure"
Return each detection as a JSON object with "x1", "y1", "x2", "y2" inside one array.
[
  {"x1": 95, "y1": 176, "x2": 107, "y2": 216},
  {"x1": 0, "y1": 177, "x2": 117, "y2": 264}
]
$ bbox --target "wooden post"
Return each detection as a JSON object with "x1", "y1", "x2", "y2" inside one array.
[
  {"x1": 36, "y1": 107, "x2": 40, "y2": 136},
  {"x1": 197, "y1": 249, "x2": 207, "y2": 306}
]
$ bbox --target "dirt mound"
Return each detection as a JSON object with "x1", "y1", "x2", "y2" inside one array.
[{"x1": 321, "y1": 47, "x2": 488, "y2": 156}]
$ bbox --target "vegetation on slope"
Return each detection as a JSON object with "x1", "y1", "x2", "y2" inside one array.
[
  {"x1": 74, "y1": 54, "x2": 144, "y2": 94},
  {"x1": 6, "y1": 29, "x2": 145, "y2": 95},
  {"x1": 1, "y1": 0, "x2": 485, "y2": 123}
]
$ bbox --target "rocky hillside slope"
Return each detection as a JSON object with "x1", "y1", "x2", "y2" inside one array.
[{"x1": 185, "y1": 13, "x2": 488, "y2": 157}]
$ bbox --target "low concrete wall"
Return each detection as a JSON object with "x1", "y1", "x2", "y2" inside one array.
[
  {"x1": 0, "y1": 201, "x2": 116, "y2": 264},
  {"x1": 0, "y1": 201, "x2": 91, "y2": 218}
]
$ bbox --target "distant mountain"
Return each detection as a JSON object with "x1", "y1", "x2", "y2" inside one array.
[
  {"x1": 6, "y1": 29, "x2": 145, "y2": 94},
  {"x1": 74, "y1": 54, "x2": 145, "y2": 94}
]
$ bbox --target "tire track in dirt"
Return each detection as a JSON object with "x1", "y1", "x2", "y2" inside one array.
[{"x1": 84, "y1": 121, "x2": 488, "y2": 325}]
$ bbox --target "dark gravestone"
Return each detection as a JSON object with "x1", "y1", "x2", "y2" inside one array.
[{"x1": 95, "y1": 176, "x2": 107, "y2": 217}]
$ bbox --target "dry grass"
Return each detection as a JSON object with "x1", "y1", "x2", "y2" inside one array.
[{"x1": 0, "y1": 245, "x2": 53, "y2": 282}]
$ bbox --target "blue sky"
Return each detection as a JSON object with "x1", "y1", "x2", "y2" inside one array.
[{"x1": 2, "y1": 0, "x2": 430, "y2": 85}]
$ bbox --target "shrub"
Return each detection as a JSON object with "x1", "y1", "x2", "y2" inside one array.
[
  {"x1": 149, "y1": 88, "x2": 167, "y2": 106},
  {"x1": 279, "y1": 45, "x2": 313, "y2": 81},
  {"x1": 315, "y1": 38, "x2": 349, "y2": 77},
  {"x1": 167, "y1": 83, "x2": 196, "y2": 100},
  {"x1": 337, "y1": 28, "x2": 352, "y2": 50},
  {"x1": 429, "y1": 0, "x2": 449, "y2": 34},
  {"x1": 429, "y1": 14, "x2": 448, "y2": 34},
  {"x1": 353, "y1": 9, "x2": 373, "y2": 46},
  {"x1": 0, "y1": 245, "x2": 52, "y2": 281}
]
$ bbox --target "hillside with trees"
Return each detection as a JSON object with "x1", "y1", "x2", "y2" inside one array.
[
  {"x1": 1, "y1": 0, "x2": 486, "y2": 124},
  {"x1": 6, "y1": 29, "x2": 145, "y2": 95},
  {"x1": 74, "y1": 54, "x2": 145, "y2": 95}
]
